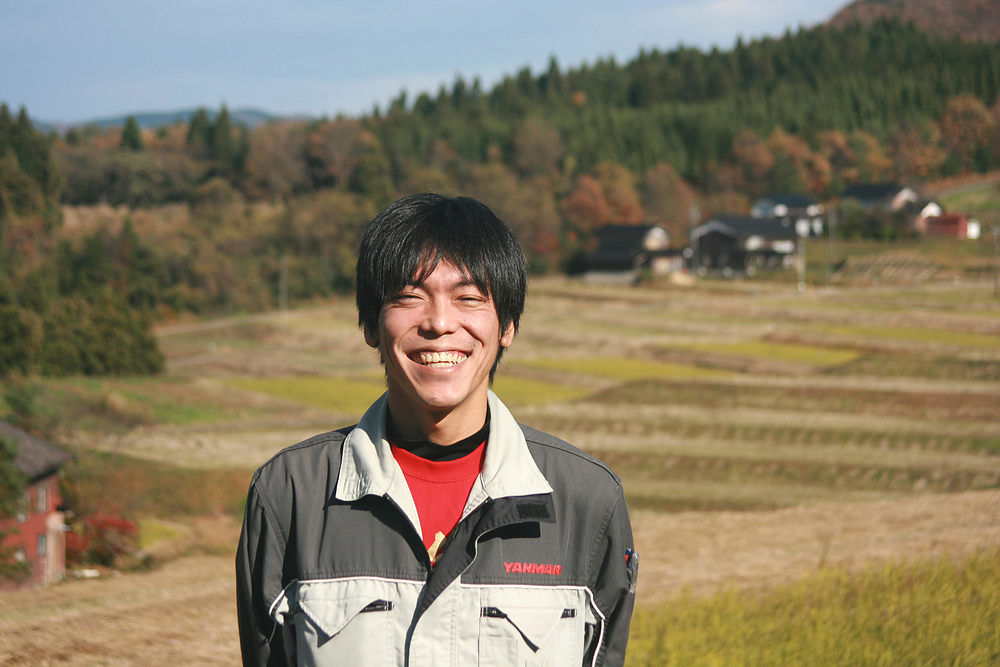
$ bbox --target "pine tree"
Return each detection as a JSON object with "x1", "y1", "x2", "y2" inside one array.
[
  {"x1": 212, "y1": 105, "x2": 235, "y2": 170},
  {"x1": 119, "y1": 116, "x2": 144, "y2": 151},
  {"x1": 186, "y1": 107, "x2": 212, "y2": 155}
]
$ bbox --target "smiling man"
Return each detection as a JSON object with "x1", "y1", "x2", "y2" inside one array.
[{"x1": 237, "y1": 194, "x2": 637, "y2": 667}]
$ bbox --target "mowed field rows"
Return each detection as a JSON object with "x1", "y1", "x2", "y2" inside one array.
[
  {"x1": 140, "y1": 277, "x2": 1000, "y2": 510},
  {"x1": 2, "y1": 277, "x2": 999, "y2": 665}
]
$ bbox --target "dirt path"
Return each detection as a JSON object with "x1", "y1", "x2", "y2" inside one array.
[{"x1": 1, "y1": 491, "x2": 998, "y2": 665}]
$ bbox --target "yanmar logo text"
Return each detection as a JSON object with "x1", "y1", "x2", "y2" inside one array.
[{"x1": 504, "y1": 562, "x2": 562, "y2": 575}]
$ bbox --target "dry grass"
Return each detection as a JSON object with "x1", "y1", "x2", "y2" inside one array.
[
  {"x1": 630, "y1": 489, "x2": 1000, "y2": 602},
  {"x1": 0, "y1": 554, "x2": 240, "y2": 666},
  {"x1": 3, "y1": 277, "x2": 999, "y2": 664}
]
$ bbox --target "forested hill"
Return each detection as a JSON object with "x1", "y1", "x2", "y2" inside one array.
[
  {"x1": 3, "y1": 18, "x2": 1000, "y2": 380},
  {"x1": 830, "y1": 0, "x2": 1000, "y2": 43},
  {"x1": 370, "y1": 18, "x2": 1000, "y2": 182}
]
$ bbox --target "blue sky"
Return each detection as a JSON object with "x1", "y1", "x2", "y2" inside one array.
[{"x1": 1, "y1": 0, "x2": 848, "y2": 124}]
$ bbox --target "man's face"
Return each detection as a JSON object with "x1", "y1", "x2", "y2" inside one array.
[{"x1": 365, "y1": 260, "x2": 514, "y2": 434}]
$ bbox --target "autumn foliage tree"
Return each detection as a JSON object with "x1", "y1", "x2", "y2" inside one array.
[
  {"x1": 939, "y1": 95, "x2": 996, "y2": 172},
  {"x1": 3, "y1": 17, "x2": 1000, "y2": 338},
  {"x1": 642, "y1": 162, "x2": 697, "y2": 239}
]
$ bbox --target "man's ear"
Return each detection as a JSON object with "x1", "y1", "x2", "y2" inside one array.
[
  {"x1": 499, "y1": 321, "x2": 515, "y2": 349},
  {"x1": 364, "y1": 327, "x2": 379, "y2": 348}
]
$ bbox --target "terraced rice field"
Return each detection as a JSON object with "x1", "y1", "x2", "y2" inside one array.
[
  {"x1": 3, "y1": 277, "x2": 998, "y2": 666},
  {"x1": 113, "y1": 277, "x2": 1000, "y2": 511}
]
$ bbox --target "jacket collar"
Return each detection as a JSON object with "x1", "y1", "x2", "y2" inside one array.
[
  {"x1": 479, "y1": 390, "x2": 552, "y2": 498},
  {"x1": 336, "y1": 391, "x2": 552, "y2": 509}
]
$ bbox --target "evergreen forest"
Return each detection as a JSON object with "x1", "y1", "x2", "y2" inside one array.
[{"x1": 3, "y1": 18, "x2": 1000, "y2": 378}]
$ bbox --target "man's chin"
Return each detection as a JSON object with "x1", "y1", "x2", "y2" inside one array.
[{"x1": 412, "y1": 383, "x2": 488, "y2": 412}]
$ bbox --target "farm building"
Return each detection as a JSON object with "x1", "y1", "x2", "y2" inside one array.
[
  {"x1": 583, "y1": 224, "x2": 685, "y2": 283},
  {"x1": 923, "y1": 213, "x2": 981, "y2": 239},
  {"x1": 689, "y1": 215, "x2": 805, "y2": 276},
  {"x1": 751, "y1": 194, "x2": 824, "y2": 220},
  {"x1": 841, "y1": 183, "x2": 919, "y2": 212},
  {"x1": 0, "y1": 419, "x2": 72, "y2": 588},
  {"x1": 907, "y1": 200, "x2": 945, "y2": 234}
]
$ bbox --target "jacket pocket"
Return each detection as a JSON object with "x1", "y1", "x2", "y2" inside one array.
[
  {"x1": 477, "y1": 587, "x2": 590, "y2": 667},
  {"x1": 293, "y1": 579, "x2": 397, "y2": 666}
]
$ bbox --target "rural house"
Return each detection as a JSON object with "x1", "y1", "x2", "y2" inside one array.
[
  {"x1": 689, "y1": 215, "x2": 804, "y2": 276},
  {"x1": 0, "y1": 420, "x2": 72, "y2": 588},
  {"x1": 583, "y1": 224, "x2": 684, "y2": 283},
  {"x1": 907, "y1": 200, "x2": 945, "y2": 234},
  {"x1": 841, "y1": 183, "x2": 919, "y2": 212},
  {"x1": 751, "y1": 194, "x2": 824, "y2": 221}
]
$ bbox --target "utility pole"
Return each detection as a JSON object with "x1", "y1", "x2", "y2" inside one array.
[
  {"x1": 280, "y1": 253, "x2": 289, "y2": 324},
  {"x1": 993, "y1": 224, "x2": 999, "y2": 298},
  {"x1": 826, "y1": 206, "x2": 837, "y2": 287},
  {"x1": 796, "y1": 218, "x2": 810, "y2": 292}
]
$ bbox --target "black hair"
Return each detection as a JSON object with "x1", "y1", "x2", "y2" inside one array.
[{"x1": 356, "y1": 193, "x2": 528, "y2": 381}]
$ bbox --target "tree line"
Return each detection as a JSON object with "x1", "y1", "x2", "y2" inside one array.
[
  {"x1": 1, "y1": 106, "x2": 163, "y2": 378},
  {"x1": 3, "y1": 18, "x2": 1000, "y2": 377}
]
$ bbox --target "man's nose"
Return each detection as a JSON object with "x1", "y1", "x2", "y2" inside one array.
[{"x1": 421, "y1": 298, "x2": 458, "y2": 336}]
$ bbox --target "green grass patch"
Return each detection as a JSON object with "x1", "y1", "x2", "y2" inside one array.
[
  {"x1": 516, "y1": 357, "x2": 735, "y2": 380},
  {"x1": 800, "y1": 323, "x2": 1000, "y2": 349},
  {"x1": 48, "y1": 377, "x2": 249, "y2": 428},
  {"x1": 588, "y1": 379, "x2": 999, "y2": 423},
  {"x1": 222, "y1": 376, "x2": 386, "y2": 415},
  {"x1": 67, "y1": 451, "x2": 251, "y2": 518},
  {"x1": 114, "y1": 389, "x2": 229, "y2": 425},
  {"x1": 1, "y1": 376, "x2": 250, "y2": 436},
  {"x1": 827, "y1": 352, "x2": 1000, "y2": 382},
  {"x1": 225, "y1": 371, "x2": 592, "y2": 409},
  {"x1": 527, "y1": 413, "x2": 997, "y2": 453},
  {"x1": 938, "y1": 181, "x2": 1000, "y2": 216},
  {"x1": 670, "y1": 341, "x2": 861, "y2": 367},
  {"x1": 627, "y1": 550, "x2": 1000, "y2": 667},
  {"x1": 137, "y1": 519, "x2": 182, "y2": 549},
  {"x1": 592, "y1": 449, "x2": 1000, "y2": 496},
  {"x1": 491, "y1": 375, "x2": 592, "y2": 405}
]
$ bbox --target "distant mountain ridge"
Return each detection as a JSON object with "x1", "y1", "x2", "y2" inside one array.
[
  {"x1": 38, "y1": 107, "x2": 280, "y2": 134},
  {"x1": 829, "y1": 0, "x2": 1000, "y2": 42}
]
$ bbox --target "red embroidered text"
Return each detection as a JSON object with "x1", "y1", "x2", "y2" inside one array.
[{"x1": 503, "y1": 562, "x2": 562, "y2": 575}]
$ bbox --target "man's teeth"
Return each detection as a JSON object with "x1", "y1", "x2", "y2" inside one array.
[{"x1": 417, "y1": 351, "x2": 466, "y2": 367}]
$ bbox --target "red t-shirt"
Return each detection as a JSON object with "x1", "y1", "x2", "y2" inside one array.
[{"x1": 390, "y1": 441, "x2": 486, "y2": 566}]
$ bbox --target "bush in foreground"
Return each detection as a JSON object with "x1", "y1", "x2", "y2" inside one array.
[
  {"x1": 65, "y1": 514, "x2": 139, "y2": 567},
  {"x1": 627, "y1": 550, "x2": 1000, "y2": 666}
]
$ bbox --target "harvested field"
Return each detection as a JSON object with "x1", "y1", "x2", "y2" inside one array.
[
  {"x1": 1, "y1": 491, "x2": 998, "y2": 665},
  {"x1": 0, "y1": 554, "x2": 240, "y2": 666},
  {"x1": 3, "y1": 277, "x2": 999, "y2": 664}
]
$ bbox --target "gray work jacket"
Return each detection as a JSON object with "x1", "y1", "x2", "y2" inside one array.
[{"x1": 237, "y1": 391, "x2": 636, "y2": 666}]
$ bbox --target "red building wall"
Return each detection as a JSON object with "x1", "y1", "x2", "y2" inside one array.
[
  {"x1": 1, "y1": 473, "x2": 66, "y2": 588},
  {"x1": 925, "y1": 214, "x2": 969, "y2": 239}
]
